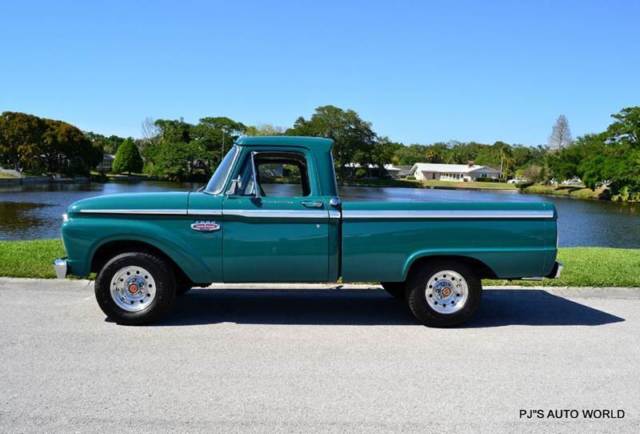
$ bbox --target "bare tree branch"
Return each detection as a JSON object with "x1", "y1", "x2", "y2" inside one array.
[{"x1": 548, "y1": 115, "x2": 573, "y2": 150}]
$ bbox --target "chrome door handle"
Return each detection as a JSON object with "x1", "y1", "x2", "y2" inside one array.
[{"x1": 301, "y1": 201, "x2": 323, "y2": 209}]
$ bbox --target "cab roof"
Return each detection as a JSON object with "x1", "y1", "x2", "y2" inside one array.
[{"x1": 236, "y1": 136, "x2": 334, "y2": 152}]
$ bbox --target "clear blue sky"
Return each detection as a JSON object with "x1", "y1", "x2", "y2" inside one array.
[{"x1": 1, "y1": 0, "x2": 639, "y2": 146}]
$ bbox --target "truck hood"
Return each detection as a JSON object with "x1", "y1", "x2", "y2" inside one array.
[{"x1": 68, "y1": 192, "x2": 190, "y2": 214}]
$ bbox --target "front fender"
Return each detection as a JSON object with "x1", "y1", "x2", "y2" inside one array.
[{"x1": 62, "y1": 215, "x2": 216, "y2": 282}]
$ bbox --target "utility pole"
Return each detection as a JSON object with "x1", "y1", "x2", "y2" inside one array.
[{"x1": 221, "y1": 129, "x2": 225, "y2": 159}]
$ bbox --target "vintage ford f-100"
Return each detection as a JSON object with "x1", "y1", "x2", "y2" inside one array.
[{"x1": 55, "y1": 136, "x2": 561, "y2": 326}]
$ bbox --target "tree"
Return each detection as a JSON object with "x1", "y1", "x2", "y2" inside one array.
[
  {"x1": 492, "y1": 141, "x2": 514, "y2": 179},
  {"x1": 548, "y1": 115, "x2": 573, "y2": 150},
  {"x1": 606, "y1": 106, "x2": 640, "y2": 148},
  {"x1": 154, "y1": 118, "x2": 192, "y2": 144},
  {"x1": 546, "y1": 141, "x2": 583, "y2": 181},
  {"x1": 370, "y1": 137, "x2": 402, "y2": 169},
  {"x1": 425, "y1": 143, "x2": 450, "y2": 163},
  {"x1": 521, "y1": 165, "x2": 546, "y2": 183},
  {"x1": 0, "y1": 111, "x2": 101, "y2": 175},
  {"x1": 573, "y1": 134, "x2": 607, "y2": 188},
  {"x1": 545, "y1": 107, "x2": 640, "y2": 199},
  {"x1": 193, "y1": 116, "x2": 246, "y2": 163},
  {"x1": 45, "y1": 119, "x2": 102, "y2": 175},
  {"x1": 145, "y1": 141, "x2": 208, "y2": 181},
  {"x1": 85, "y1": 132, "x2": 125, "y2": 154},
  {"x1": 140, "y1": 116, "x2": 247, "y2": 178},
  {"x1": 0, "y1": 112, "x2": 47, "y2": 171},
  {"x1": 245, "y1": 124, "x2": 285, "y2": 136},
  {"x1": 600, "y1": 107, "x2": 640, "y2": 196},
  {"x1": 393, "y1": 144, "x2": 429, "y2": 165},
  {"x1": 141, "y1": 117, "x2": 160, "y2": 143},
  {"x1": 112, "y1": 138, "x2": 143, "y2": 174},
  {"x1": 286, "y1": 105, "x2": 376, "y2": 181}
]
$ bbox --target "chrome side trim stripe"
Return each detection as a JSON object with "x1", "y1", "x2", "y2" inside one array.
[
  {"x1": 79, "y1": 209, "x2": 188, "y2": 215},
  {"x1": 328, "y1": 210, "x2": 341, "y2": 219},
  {"x1": 77, "y1": 208, "x2": 329, "y2": 218},
  {"x1": 223, "y1": 209, "x2": 328, "y2": 219},
  {"x1": 187, "y1": 209, "x2": 222, "y2": 216},
  {"x1": 342, "y1": 210, "x2": 555, "y2": 219},
  {"x1": 78, "y1": 208, "x2": 552, "y2": 219}
]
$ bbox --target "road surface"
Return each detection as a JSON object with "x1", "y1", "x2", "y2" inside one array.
[{"x1": 0, "y1": 278, "x2": 638, "y2": 433}]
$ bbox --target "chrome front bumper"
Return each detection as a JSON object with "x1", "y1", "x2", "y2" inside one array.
[
  {"x1": 546, "y1": 261, "x2": 563, "y2": 279},
  {"x1": 53, "y1": 258, "x2": 68, "y2": 279}
]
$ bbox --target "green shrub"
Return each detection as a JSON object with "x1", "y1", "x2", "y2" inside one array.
[{"x1": 112, "y1": 138, "x2": 143, "y2": 174}]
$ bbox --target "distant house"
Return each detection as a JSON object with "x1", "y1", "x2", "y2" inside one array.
[
  {"x1": 410, "y1": 162, "x2": 501, "y2": 182},
  {"x1": 384, "y1": 164, "x2": 412, "y2": 179},
  {"x1": 342, "y1": 163, "x2": 413, "y2": 179},
  {"x1": 96, "y1": 154, "x2": 115, "y2": 172},
  {"x1": 561, "y1": 177, "x2": 583, "y2": 186}
]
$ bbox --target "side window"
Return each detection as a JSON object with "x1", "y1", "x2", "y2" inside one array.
[{"x1": 234, "y1": 152, "x2": 311, "y2": 197}]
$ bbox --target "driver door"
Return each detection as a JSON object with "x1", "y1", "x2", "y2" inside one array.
[{"x1": 222, "y1": 150, "x2": 330, "y2": 282}]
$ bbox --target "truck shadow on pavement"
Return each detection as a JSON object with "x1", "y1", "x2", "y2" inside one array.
[{"x1": 155, "y1": 288, "x2": 624, "y2": 327}]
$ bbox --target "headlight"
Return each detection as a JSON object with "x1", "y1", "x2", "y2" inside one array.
[{"x1": 62, "y1": 213, "x2": 69, "y2": 223}]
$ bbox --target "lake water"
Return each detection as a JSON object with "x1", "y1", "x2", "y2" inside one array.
[{"x1": 1, "y1": 181, "x2": 639, "y2": 247}]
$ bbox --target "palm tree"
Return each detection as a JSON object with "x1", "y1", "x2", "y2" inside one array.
[{"x1": 493, "y1": 141, "x2": 514, "y2": 180}]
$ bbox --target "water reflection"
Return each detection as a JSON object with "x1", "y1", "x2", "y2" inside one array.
[{"x1": 0, "y1": 201, "x2": 53, "y2": 239}]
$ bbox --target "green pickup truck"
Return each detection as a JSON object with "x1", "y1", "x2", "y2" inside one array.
[{"x1": 56, "y1": 136, "x2": 561, "y2": 327}]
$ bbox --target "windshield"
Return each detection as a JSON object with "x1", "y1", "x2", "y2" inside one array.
[{"x1": 205, "y1": 146, "x2": 238, "y2": 194}]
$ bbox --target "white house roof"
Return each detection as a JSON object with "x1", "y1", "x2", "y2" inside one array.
[
  {"x1": 410, "y1": 163, "x2": 500, "y2": 174},
  {"x1": 384, "y1": 164, "x2": 411, "y2": 171}
]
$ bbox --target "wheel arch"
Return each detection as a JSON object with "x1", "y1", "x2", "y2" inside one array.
[
  {"x1": 403, "y1": 253, "x2": 498, "y2": 281},
  {"x1": 91, "y1": 239, "x2": 193, "y2": 286}
]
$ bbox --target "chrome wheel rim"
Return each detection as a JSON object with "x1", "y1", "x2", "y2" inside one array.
[
  {"x1": 109, "y1": 266, "x2": 156, "y2": 312},
  {"x1": 425, "y1": 270, "x2": 468, "y2": 314}
]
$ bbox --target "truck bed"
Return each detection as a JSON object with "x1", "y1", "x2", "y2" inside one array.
[{"x1": 340, "y1": 201, "x2": 557, "y2": 282}]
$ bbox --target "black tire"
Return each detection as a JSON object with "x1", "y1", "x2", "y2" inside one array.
[
  {"x1": 406, "y1": 261, "x2": 481, "y2": 327},
  {"x1": 381, "y1": 282, "x2": 406, "y2": 299},
  {"x1": 176, "y1": 286, "x2": 192, "y2": 296},
  {"x1": 175, "y1": 274, "x2": 192, "y2": 296},
  {"x1": 95, "y1": 251, "x2": 176, "y2": 325}
]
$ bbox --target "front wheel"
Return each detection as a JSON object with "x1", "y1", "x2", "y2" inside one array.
[
  {"x1": 406, "y1": 261, "x2": 481, "y2": 327},
  {"x1": 94, "y1": 252, "x2": 176, "y2": 325}
]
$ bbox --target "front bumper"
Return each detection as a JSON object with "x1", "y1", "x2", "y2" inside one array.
[
  {"x1": 546, "y1": 261, "x2": 563, "y2": 279},
  {"x1": 53, "y1": 258, "x2": 68, "y2": 279}
]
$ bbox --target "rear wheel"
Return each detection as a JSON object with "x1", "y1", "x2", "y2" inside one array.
[
  {"x1": 406, "y1": 261, "x2": 481, "y2": 327},
  {"x1": 94, "y1": 252, "x2": 176, "y2": 325},
  {"x1": 381, "y1": 282, "x2": 406, "y2": 299}
]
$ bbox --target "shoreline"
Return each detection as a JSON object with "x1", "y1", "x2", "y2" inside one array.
[
  {"x1": 0, "y1": 176, "x2": 90, "y2": 186},
  {"x1": 3, "y1": 176, "x2": 637, "y2": 205},
  {"x1": 518, "y1": 184, "x2": 634, "y2": 203}
]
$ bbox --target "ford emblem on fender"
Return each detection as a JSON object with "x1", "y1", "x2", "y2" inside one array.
[{"x1": 190, "y1": 221, "x2": 220, "y2": 232}]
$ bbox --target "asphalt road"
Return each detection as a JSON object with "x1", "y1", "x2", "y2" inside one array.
[{"x1": 1, "y1": 278, "x2": 638, "y2": 433}]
